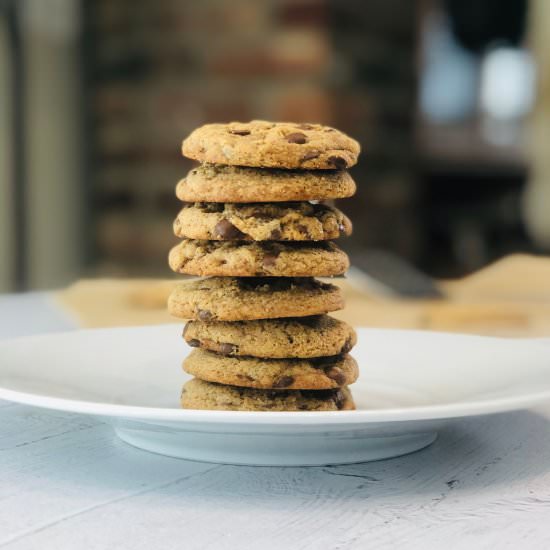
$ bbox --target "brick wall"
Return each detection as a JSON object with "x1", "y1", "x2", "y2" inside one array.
[
  {"x1": 328, "y1": 0, "x2": 418, "y2": 260},
  {"x1": 87, "y1": 0, "x2": 417, "y2": 275}
]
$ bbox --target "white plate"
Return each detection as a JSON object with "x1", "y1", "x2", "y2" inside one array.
[{"x1": 0, "y1": 325, "x2": 549, "y2": 466}]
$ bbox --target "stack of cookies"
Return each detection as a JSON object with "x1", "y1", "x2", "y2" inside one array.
[{"x1": 168, "y1": 120, "x2": 361, "y2": 412}]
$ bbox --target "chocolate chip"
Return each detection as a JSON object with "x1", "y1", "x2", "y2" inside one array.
[
  {"x1": 214, "y1": 219, "x2": 246, "y2": 240},
  {"x1": 273, "y1": 376, "x2": 295, "y2": 388},
  {"x1": 301, "y1": 151, "x2": 320, "y2": 162},
  {"x1": 328, "y1": 156, "x2": 347, "y2": 169},
  {"x1": 218, "y1": 342, "x2": 237, "y2": 355},
  {"x1": 296, "y1": 224, "x2": 310, "y2": 238},
  {"x1": 263, "y1": 254, "x2": 278, "y2": 267},
  {"x1": 182, "y1": 323, "x2": 191, "y2": 337},
  {"x1": 262, "y1": 251, "x2": 280, "y2": 268},
  {"x1": 340, "y1": 337, "x2": 353, "y2": 354},
  {"x1": 270, "y1": 228, "x2": 282, "y2": 240},
  {"x1": 197, "y1": 309, "x2": 213, "y2": 321},
  {"x1": 298, "y1": 123, "x2": 314, "y2": 130},
  {"x1": 237, "y1": 374, "x2": 255, "y2": 382},
  {"x1": 229, "y1": 129, "x2": 250, "y2": 136},
  {"x1": 333, "y1": 390, "x2": 346, "y2": 409},
  {"x1": 325, "y1": 367, "x2": 346, "y2": 386},
  {"x1": 338, "y1": 223, "x2": 347, "y2": 235},
  {"x1": 187, "y1": 338, "x2": 200, "y2": 347},
  {"x1": 286, "y1": 132, "x2": 307, "y2": 144}
]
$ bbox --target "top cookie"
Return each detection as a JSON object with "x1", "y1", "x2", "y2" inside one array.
[{"x1": 181, "y1": 121, "x2": 360, "y2": 169}]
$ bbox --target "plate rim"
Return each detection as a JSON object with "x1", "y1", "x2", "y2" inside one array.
[
  {"x1": 1, "y1": 325, "x2": 550, "y2": 426},
  {"x1": 2, "y1": 385, "x2": 550, "y2": 425}
]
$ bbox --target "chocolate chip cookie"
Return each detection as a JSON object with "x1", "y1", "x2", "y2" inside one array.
[
  {"x1": 168, "y1": 277, "x2": 344, "y2": 321},
  {"x1": 183, "y1": 315, "x2": 356, "y2": 358},
  {"x1": 181, "y1": 121, "x2": 360, "y2": 169},
  {"x1": 181, "y1": 378, "x2": 356, "y2": 411},
  {"x1": 168, "y1": 239, "x2": 350, "y2": 277},
  {"x1": 173, "y1": 202, "x2": 352, "y2": 242},
  {"x1": 183, "y1": 349, "x2": 358, "y2": 390},
  {"x1": 177, "y1": 164, "x2": 356, "y2": 203}
]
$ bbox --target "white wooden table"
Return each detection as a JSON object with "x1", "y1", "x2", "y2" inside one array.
[{"x1": 1, "y1": 294, "x2": 550, "y2": 549}]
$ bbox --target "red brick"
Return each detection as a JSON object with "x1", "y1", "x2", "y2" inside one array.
[
  {"x1": 278, "y1": 0, "x2": 328, "y2": 26},
  {"x1": 147, "y1": 0, "x2": 268, "y2": 34},
  {"x1": 97, "y1": 214, "x2": 175, "y2": 263},
  {"x1": 271, "y1": 87, "x2": 331, "y2": 124},
  {"x1": 210, "y1": 30, "x2": 329, "y2": 76},
  {"x1": 94, "y1": 85, "x2": 136, "y2": 118}
]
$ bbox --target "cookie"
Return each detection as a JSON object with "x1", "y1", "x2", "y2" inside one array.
[
  {"x1": 181, "y1": 378, "x2": 355, "y2": 411},
  {"x1": 168, "y1": 239, "x2": 349, "y2": 277},
  {"x1": 181, "y1": 121, "x2": 360, "y2": 169},
  {"x1": 173, "y1": 202, "x2": 352, "y2": 242},
  {"x1": 168, "y1": 277, "x2": 344, "y2": 321},
  {"x1": 183, "y1": 349, "x2": 358, "y2": 390},
  {"x1": 183, "y1": 315, "x2": 356, "y2": 358},
  {"x1": 176, "y1": 164, "x2": 357, "y2": 203}
]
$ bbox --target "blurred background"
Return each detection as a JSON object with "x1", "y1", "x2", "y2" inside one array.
[{"x1": 1, "y1": 0, "x2": 550, "y2": 293}]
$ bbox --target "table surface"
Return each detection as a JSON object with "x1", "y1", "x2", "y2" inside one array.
[{"x1": 1, "y1": 293, "x2": 550, "y2": 550}]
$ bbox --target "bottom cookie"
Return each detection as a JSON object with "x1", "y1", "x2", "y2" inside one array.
[{"x1": 181, "y1": 378, "x2": 355, "y2": 411}]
